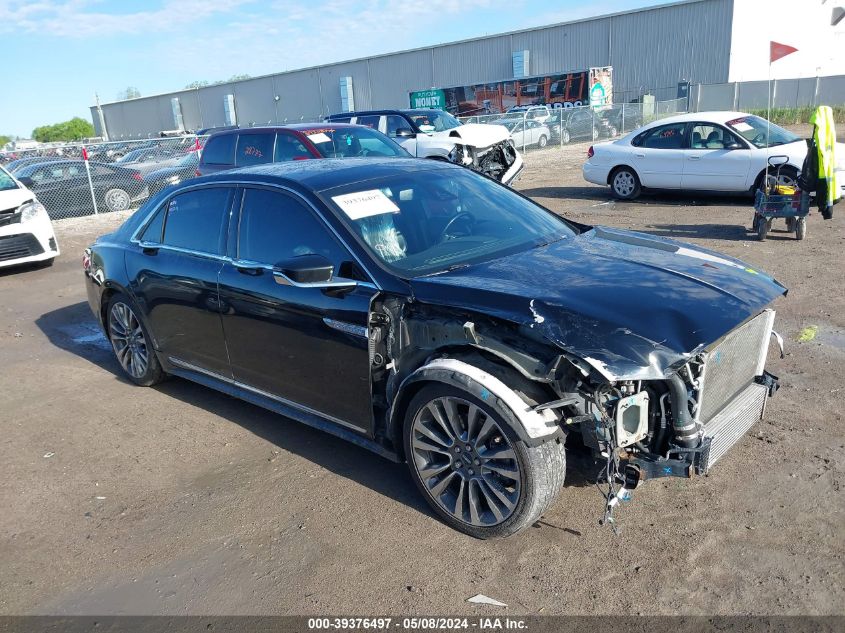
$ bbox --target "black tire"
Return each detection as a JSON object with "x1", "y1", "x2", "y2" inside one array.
[
  {"x1": 795, "y1": 216, "x2": 807, "y2": 240},
  {"x1": 757, "y1": 217, "x2": 771, "y2": 241},
  {"x1": 106, "y1": 293, "x2": 165, "y2": 387},
  {"x1": 785, "y1": 217, "x2": 796, "y2": 232},
  {"x1": 610, "y1": 166, "x2": 641, "y2": 200},
  {"x1": 538, "y1": 135, "x2": 548, "y2": 148},
  {"x1": 403, "y1": 383, "x2": 566, "y2": 539}
]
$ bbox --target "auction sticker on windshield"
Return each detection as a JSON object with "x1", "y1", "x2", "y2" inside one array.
[
  {"x1": 332, "y1": 189, "x2": 400, "y2": 220},
  {"x1": 306, "y1": 132, "x2": 332, "y2": 144}
]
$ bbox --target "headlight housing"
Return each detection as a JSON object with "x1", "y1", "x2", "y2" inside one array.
[{"x1": 19, "y1": 200, "x2": 46, "y2": 223}]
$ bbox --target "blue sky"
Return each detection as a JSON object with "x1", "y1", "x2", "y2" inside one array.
[{"x1": 1, "y1": 0, "x2": 659, "y2": 138}]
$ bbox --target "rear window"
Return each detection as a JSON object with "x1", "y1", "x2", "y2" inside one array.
[
  {"x1": 162, "y1": 187, "x2": 231, "y2": 254},
  {"x1": 633, "y1": 123, "x2": 688, "y2": 149},
  {"x1": 302, "y1": 127, "x2": 408, "y2": 158},
  {"x1": 201, "y1": 134, "x2": 236, "y2": 165},
  {"x1": 236, "y1": 133, "x2": 275, "y2": 167}
]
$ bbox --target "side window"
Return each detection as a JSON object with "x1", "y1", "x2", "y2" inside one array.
[
  {"x1": 139, "y1": 207, "x2": 165, "y2": 243},
  {"x1": 274, "y1": 133, "x2": 312, "y2": 162},
  {"x1": 236, "y1": 133, "x2": 275, "y2": 167},
  {"x1": 385, "y1": 115, "x2": 409, "y2": 138},
  {"x1": 162, "y1": 187, "x2": 231, "y2": 255},
  {"x1": 330, "y1": 116, "x2": 352, "y2": 124},
  {"x1": 639, "y1": 123, "x2": 688, "y2": 150},
  {"x1": 356, "y1": 115, "x2": 380, "y2": 129},
  {"x1": 237, "y1": 188, "x2": 350, "y2": 271},
  {"x1": 201, "y1": 134, "x2": 236, "y2": 165}
]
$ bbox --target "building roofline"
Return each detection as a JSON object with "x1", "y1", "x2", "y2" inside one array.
[{"x1": 93, "y1": 0, "x2": 712, "y2": 108}]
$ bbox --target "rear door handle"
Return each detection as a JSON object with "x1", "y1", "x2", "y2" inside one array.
[
  {"x1": 688, "y1": 155, "x2": 701, "y2": 160},
  {"x1": 634, "y1": 153, "x2": 645, "y2": 158}
]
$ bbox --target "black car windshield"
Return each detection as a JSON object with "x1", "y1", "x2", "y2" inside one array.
[
  {"x1": 305, "y1": 127, "x2": 408, "y2": 158},
  {"x1": 407, "y1": 111, "x2": 462, "y2": 133},
  {"x1": 726, "y1": 115, "x2": 800, "y2": 148},
  {"x1": 0, "y1": 167, "x2": 18, "y2": 191},
  {"x1": 323, "y1": 167, "x2": 575, "y2": 277}
]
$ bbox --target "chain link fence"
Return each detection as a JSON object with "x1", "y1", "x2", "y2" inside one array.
[
  {"x1": 0, "y1": 97, "x2": 688, "y2": 221},
  {"x1": 0, "y1": 136, "x2": 206, "y2": 221},
  {"x1": 458, "y1": 98, "x2": 688, "y2": 155}
]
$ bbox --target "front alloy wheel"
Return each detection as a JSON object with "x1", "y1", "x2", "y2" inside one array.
[
  {"x1": 411, "y1": 395, "x2": 521, "y2": 527},
  {"x1": 405, "y1": 383, "x2": 566, "y2": 538},
  {"x1": 107, "y1": 294, "x2": 165, "y2": 386}
]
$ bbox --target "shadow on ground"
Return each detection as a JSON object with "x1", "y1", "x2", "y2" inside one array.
[{"x1": 36, "y1": 301, "x2": 601, "y2": 530}]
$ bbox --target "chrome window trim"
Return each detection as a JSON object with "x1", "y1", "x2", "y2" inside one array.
[
  {"x1": 168, "y1": 356, "x2": 366, "y2": 434},
  {"x1": 130, "y1": 179, "x2": 381, "y2": 290}
]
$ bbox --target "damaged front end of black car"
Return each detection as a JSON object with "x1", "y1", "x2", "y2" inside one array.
[{"x1": 363, "y1": 223, "x2": 787, "y2": 531}]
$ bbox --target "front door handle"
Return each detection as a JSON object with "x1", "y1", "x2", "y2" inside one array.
[
  {"x1": 688, "y1": 155, "x2": 701, "y2": 160},
  {"x1": 233, "y1": 259, "x2": 267, "y2": 275},
  {"x1": 634, "y1": 153, "x2": 645, "y2": 158}
]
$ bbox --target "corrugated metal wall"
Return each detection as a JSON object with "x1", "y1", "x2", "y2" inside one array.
[{"x1": 92, "y1": 0, "x2": 734, "y2": 138}]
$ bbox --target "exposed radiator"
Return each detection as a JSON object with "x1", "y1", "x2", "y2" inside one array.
[
  {"x1": 700, "y1": 382, "x2": 768, "y2": 472},
  {"x1": 698, "y1": 310, "x2": 774, "y2": 423}
]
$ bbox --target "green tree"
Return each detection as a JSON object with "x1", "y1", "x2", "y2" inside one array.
[
  {"x1": 0, "y1": 134, "x2": 12, "y2": 148},
  {"x1": 32, "y1": 117, "x2": 96, "y2": 142},
  {"x1": 184, "y1": 80, "x2": 210, "y2": 89},
  {"x1": 117, "y1": 86, "x2": 141, "y2": 100}
]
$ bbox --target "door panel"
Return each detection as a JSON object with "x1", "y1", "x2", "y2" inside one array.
[
  {"x1": 681, "y1": 124, "x2": 751, "y2": 190},
  {"x1": 631, "y1": 122, "x2": 689, "y2": 189},
  {"x1": 128, "y1": 249, "x2": 229, "y2": 376},
  {"x1": 127, "y1": 186, "x2": 236, "y2": 376},
  {"x1": 218, "y1": 272, "x2": 376, "y2": 430},
  {"x1": 218, "y1": 187, "x2": 375, "y2": 432}
]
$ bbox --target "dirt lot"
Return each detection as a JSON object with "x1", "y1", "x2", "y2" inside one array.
[{"x1": 1, "y1": 137, "x2": 843, "y2": 616}]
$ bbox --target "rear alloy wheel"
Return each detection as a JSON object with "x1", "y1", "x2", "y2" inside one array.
[
  {"x1": 561, "y1": 129, "x2": 571, "y2": 144},
  {"x1": 610, "y1": 167, "x2": 641, "y2": 200},
  {"x1": 404, "y1": 383, "x2": 566, "y2": 538},
  {"x1": 538, "y1": 135, "x2": 548, "y2": 148},
  {"x1": 104, "y1": 188, "x2": 131, "y2": 212},
  {"x1": 108, "y1": 294, "x2": 164, "y2": 386}
]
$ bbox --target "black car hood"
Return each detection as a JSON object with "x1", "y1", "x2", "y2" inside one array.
[{"x1": 409, "y1": 226, "x2": 787, "y2": 380}]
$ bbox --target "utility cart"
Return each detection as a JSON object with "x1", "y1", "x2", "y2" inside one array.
[{"x1": 753, "y1": 155, "x2": 810, "y2": 241}]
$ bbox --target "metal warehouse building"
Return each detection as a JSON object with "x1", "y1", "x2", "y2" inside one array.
[{"x1": 91, "y1": 0, "x2": 844, "y2": 139}]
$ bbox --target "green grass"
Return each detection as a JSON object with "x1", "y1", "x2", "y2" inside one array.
[{"x1": 748, "y1": 106, "x2": 845, "y2": 125}]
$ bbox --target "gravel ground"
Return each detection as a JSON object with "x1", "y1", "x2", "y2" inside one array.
[{"x1": 0, "y1": 132, "x2": 843, "y2": 616}]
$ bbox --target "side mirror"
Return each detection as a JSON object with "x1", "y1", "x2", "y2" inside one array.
[
  {"x1": 768, "y1": 154, "x2": 789, "y2": 167},
  {"x1": 17, "y1": 176, "x2": 34, "y2": 188},
  {"x1": 272, "y1": 253, "x2": 357, "y2": 290},
  {"x1": 394, "y1": 128, "x2": 415, "y2": 138}
]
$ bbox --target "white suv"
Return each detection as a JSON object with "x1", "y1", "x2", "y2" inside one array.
[
  {"x1": 325, "y1": 109, "x2": 523, "y2": 186},
  {"x1": 0, "y1": 164, "x2": 59, "y2": 269}
]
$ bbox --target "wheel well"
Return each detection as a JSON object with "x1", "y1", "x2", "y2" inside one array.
[
  {"x1": 100, "y1": 288, "x2": 116, "y2": 336},
  {"x1": 388, "y1": 350, "x2": 560, "y2": 462},
  {"x1": 607, "y1": 164, "x2": 637, "y2": 185}
]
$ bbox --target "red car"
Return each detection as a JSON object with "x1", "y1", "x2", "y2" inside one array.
[{"x1": 196, "y1": 123, "x2": 409, "y2": 176}]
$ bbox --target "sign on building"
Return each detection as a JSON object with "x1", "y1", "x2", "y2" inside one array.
[{"x1": 409, "y1": 89, "x2": 447, "y2": 109}]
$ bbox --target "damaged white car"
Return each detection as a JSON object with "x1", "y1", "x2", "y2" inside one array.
[{"x1": 325, "y1": 108, "x2": 523, "y2": 186}]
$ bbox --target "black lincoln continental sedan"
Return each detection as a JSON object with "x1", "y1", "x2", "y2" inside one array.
[{"x1": 84, "y1": 158, "x2": 786, "y2": 538}]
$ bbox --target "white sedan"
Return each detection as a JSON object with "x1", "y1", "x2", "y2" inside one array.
[
  {"x1": 0, "y1": 164, "x2": 60, "y2": 269},
  {"x1": 583, "y1": 111, "x2": 845, "y2": 200}
]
